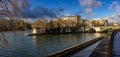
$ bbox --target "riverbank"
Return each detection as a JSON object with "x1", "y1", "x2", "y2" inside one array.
[
  {"x1": 47, "y1": 36, "x2": 103, "y2": 57},
  {"x1": 0, "y1": 29, "x2": 32, "y2": 32},
  {"x1": 24, "y1": 31, "x2": 108, "y2": 36}
]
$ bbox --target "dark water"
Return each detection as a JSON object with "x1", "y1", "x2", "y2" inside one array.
[
  {"x1": 112, "y1": 32, "x2": 120, "y2": 57},
  {"x1": 0, "y1": 31, "x2": 105, "y2": 57}
]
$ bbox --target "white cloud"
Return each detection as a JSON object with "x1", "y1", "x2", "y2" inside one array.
[
  {"x1": 85, "y1": 8, "x2": 92, "y2": 14},
  {"x1": 106, "y1": 1, "x2": 120, "y2": 23},
  {"x1": 92, "y1": 18, "x2": 101, "y2": 20},
  {"x1": 109, "y1": 1, "x2": 120, "y2": 13},
  {"x1": 105, "y1": 14, "x2": 120, "y2": 23},
  {"x1": 79, "y1": 0, "x2": 102, "y2": 8},
  {"x1": 78, "y1": 0, "x2": 102, "y2": 18},
  {"x1": 22, "y1": 18, "x2": 36, "y2": 23}
]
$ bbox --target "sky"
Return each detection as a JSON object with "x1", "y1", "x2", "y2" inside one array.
[{"x1": 28, "y1": 0, "x2": 120, "y2": 23}]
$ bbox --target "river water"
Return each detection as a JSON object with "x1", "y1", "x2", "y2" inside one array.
[
  {"x1": 0, "y1": 31, "x2": 105, "y2": 57},
  {"x1": 112, "y1": 32, "x2": 120, "y2": 57}
]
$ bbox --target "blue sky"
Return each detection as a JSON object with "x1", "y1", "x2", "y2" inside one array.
[{"x1": 29, "y1": 0, "x2": 120, "y2": 19}]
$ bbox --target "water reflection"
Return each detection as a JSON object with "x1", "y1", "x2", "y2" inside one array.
[
  {"x1": 0, "y1": 32, "x2": 8, "y2": 48},
  {"x1": 0, "y1": 31, "x2": 105, "y2": 57},
  {"x1": 32, "y1": 36, "x2": 37, "y2": 43},
  {"x1": 31, "y1": 33, "x2": 105, "y2": 57},
  {"x1": 94, "y1": 33, "x2": 101, "y2": 37}
]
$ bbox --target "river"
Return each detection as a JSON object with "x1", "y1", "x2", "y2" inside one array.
[{"x1": 0, "y1": 31, "x2": 105, "y2": 57}]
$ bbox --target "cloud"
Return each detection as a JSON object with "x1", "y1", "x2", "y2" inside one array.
[
  {"x1": 22, "y1": 18, "x2": 36, "y2": 23},
  {"x1": 20, "y1": 6, "x2": 65, "y2": 23},
  {"x1": 32, "y1": 6, "x2": 58, "y2": 18},
  {"x1": 78, "y1": 0, "x2": 102, "y2": 18},
  {"x1": 109, "y1": 1, "x2": 120, "y2": 13},
  {"x1": 107, "y1": 1, "x2": 120, "y2": 23},
  {"x1": 105, "y1": 14, "x2": 120, "y2": 23},
  {"x1": 79, "y1": 0, "x2": 102, "y2": 13},
  {"x1": 85, "y1": 8, "x2": 92, "y2": 14},
  {"x1": 79, "y1": 0, "x2": 102, "y2": 8},
  {"x1": 22, "y1": 6, "x2": 65, "y2": 19}
]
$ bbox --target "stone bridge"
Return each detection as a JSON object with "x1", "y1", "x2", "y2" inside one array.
[
  {"x1": 88, "y1": 27, "x2": 101, "y2": 32},
  {"x1": 88, "y1": 26, "x2": 120, "y2": 32}
]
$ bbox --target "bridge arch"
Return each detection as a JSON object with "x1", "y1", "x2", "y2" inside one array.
[
  {"x1": 89, "y1": 28, "x2": 96, "y2": 33},
  {"x1": 88, "y1": 27, "x2": 101, "y2": 32}
]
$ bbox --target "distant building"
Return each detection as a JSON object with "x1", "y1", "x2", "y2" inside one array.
[
  {"x1": 61, "y1": 15, "x2": 81, "y2": 24},
  {"x1": 100, "y1": 19, "x2": 108, "y2": 26},
  {"x1": 91, "y1": 19, "x2": 108, "y2": 27}
]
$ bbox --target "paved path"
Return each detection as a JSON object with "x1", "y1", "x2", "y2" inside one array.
[{"x1": 71, "y1": 41, "x2": 101, "y2": 57}]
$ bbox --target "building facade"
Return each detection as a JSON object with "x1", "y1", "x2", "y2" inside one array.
[{"x1": 91, "y1": 19, "x2": 108, "y2": 27}]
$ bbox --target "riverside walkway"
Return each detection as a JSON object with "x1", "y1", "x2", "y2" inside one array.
[{"x1": 47, "y1": 29, "x2": 120, "y2": 57}]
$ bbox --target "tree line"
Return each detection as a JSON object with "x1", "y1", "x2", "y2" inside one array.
[
  {"x1": 0, "y1": 19, "x2": 27, "y2": 31},
  {"x1": 32, "y1": 18, "x2": 89, "y2": 33}
]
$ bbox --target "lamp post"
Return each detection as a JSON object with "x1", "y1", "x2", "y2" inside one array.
[{"x1": 83, "y1": 20, "x2": 86, "y2": 33}]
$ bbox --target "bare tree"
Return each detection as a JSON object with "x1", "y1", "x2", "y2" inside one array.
[{"x1": 0, "y1": 0, "x2": 29, "y2": 18}]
